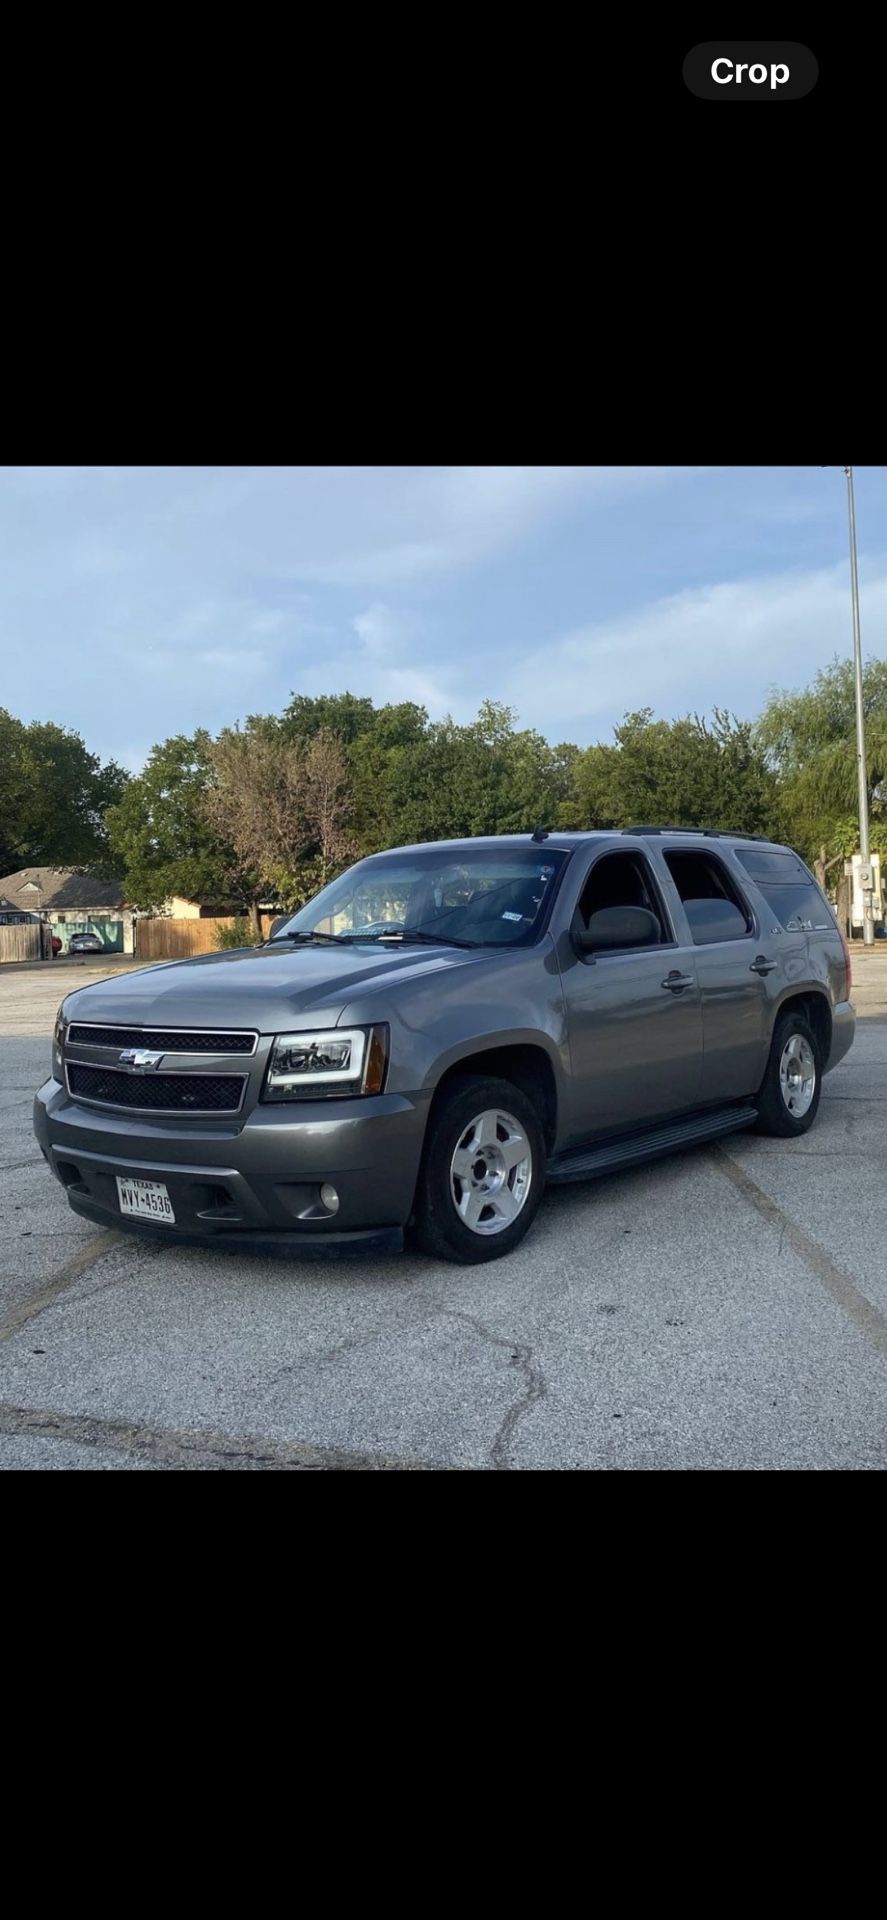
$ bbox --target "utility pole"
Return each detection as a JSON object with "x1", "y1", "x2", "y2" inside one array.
[{"x1": 844, "y1": 466, "x2": 874, "y2": 946}]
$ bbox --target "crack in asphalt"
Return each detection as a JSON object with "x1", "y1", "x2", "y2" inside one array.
[{"x1": 438, "y1": 1308, "x2": 547, "y2": 1470}]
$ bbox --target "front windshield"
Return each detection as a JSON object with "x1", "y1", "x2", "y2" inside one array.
[{"x1": 274, "y1": 845, "x2": 569, "y2": 949}]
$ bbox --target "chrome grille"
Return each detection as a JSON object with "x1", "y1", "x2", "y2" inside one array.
[{"x1": 68, "y1": 1024, "x2": 257, "y2": 1055}]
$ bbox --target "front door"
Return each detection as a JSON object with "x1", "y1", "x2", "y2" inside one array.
[{"x1": 558, "y1": 849, "x2": 705, "y2": 1148}]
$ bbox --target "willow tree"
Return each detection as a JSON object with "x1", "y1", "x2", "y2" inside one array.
[{"x1": 757, "y1": 656, "x2": 887, "y2": 888}]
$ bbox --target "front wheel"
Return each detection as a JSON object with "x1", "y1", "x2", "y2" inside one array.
[
  {"x1": 754, "y1": 1010, "x2": 822, "y2": 1137},
  {"x1": 412, "y1": 1074, "x2": 545, "y2": 1264}
]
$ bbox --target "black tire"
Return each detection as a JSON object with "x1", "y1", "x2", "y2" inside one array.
[
  {"x1": 754, "y1": 1009, "x2": 822, "y2": 1138},
  {"x1": 412, "y1": 1074, "x2": 546, "y2": 1264}
]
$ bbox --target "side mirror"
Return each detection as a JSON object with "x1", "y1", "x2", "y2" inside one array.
[
  {"x1": 574, "y1": 905, "x2": 660, "y2": 954},
  {"x1": 268, "y1": 916, "x2": 288, "y2": 940}
]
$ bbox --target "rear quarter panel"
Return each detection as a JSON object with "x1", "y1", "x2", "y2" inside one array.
[{"x1": 724, "y1": 850, "x2": 850, "y2": 1057}]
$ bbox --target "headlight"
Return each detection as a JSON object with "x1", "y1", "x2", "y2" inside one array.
[
  {"x1": 52, "y1": 1003, "x2": 69, "y2": 1080},
  {"x1": 262, "y1": 1025, "x2": 388, "y2": 1102}
]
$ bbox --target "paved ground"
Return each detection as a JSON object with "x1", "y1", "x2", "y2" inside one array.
[{"x1": 1, "y1": 953, "x2": 885, "y2": 1470}]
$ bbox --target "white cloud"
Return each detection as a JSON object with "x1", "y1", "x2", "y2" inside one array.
[
  {"x1": 279, "y1": 468, "x2": 703, "y2": 590},
  {"x1": 370, "y1": 666, "x2": 452, "y2": 716},
  {"x1": 352, "y1": 602, "x2": 412, "y2": 658},
  {"x1": 437, "y1": 465, "x2": 700, "y2": 538},
  {"x1": 505, "y1": 559, "x2": 887, "y2": 739},
  {"x1": 10, "y1": 465, "x2": 869, "y2": 777}
]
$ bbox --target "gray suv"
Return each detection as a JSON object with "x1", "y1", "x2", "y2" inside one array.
[{"x1": 34, "y1": 829, "x2": 855, "y2": 1265}]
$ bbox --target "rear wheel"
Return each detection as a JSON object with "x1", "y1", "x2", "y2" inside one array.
[
  {"x1": 412, "y1": 1074, "x2": 545, "y2": 1264},
  {"x1": 755, "y1": 1010, "x2": 822, "y2": 1137}
]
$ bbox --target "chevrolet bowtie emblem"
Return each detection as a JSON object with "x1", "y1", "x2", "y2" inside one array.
[{"x1": 118, "y1": 1049, "x2": 165, "y2": 1070}]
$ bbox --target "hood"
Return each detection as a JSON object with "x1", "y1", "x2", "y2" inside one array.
[{"x1": 62, "y1": 940, "x2": 487, "y2": 1034}]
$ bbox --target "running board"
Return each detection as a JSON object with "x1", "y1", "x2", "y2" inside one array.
[{"x1": 545, "y1": 1103, "x2": 758, "y2": 1185}]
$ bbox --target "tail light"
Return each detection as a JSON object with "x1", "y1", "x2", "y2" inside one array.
[{"x1": 839, "y1": 927, "x2": 853, "y2": 991}]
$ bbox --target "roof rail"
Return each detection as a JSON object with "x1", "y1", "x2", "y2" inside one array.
[{"x1": 622, "y1": 825, "x2": 773, "y2": 843}]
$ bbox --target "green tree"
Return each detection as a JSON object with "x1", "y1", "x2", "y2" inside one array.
[
  {"x1": 104, "y1": 732, "x2": 246, "y2": 911},
  {"x1": 281, "y1": 692, "x2": 575, "y2": 854},
  {"x1": 757, "y1": 655, "x2": 887, "y2": 883},
  {"x1": 346, "y1": 701, "x2": 430, "y2": 852},
  {"x1": 283, "y1": 691, "x2": 430, "y2": 853},
  {"x1": 570, "y1": 708, "x2": 780, "y2": 839},
  {"x1": 367, "y1": 702, "x2": 577, "y2": 848},
  {"x1": 281, "y1": 691, "x2": 378, "y2": 746},
  {"x1": 0, "y1": 708, "x2": 129, "y2": 875}
]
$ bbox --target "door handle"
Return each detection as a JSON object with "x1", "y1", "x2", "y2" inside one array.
[
  {"x1": 749, "y1": 955, "x2": 777, "y2": 975},
  {"x1": 661, "y1": 971, "x2": 694, "y2": 992}
]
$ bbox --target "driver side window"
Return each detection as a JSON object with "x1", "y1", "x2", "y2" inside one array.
[{"x1": 576, "y1": 852, "x2": 671, "y2": 943}]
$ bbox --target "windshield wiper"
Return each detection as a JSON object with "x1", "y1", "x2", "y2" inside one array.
[
  {"x1": 269, "y1": 928, "x2": 478, "y2": 950},
  {"x1": 267, "y1": 930, "x2": 349, "y2": 945},
  {"x1": 374, "y1": 929, "x2": 479, "y2": 950}
]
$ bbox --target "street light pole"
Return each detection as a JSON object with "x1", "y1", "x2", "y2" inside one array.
[{"x1": 844, "y1": 466, "x2": 874, "y2": 946}]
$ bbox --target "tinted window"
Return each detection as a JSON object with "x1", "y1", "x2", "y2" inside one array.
[
  {"x1": 577, "y1": 852, "x2": 671, "y2": 944},
  {"x1": 734, "y1": 850, "x2": 835, "y2": 932},
  {"x1": 683, "y1": 899, "x2": 750, "y2": 944},
  {"x1": 663, "y1": 849, "x2": 752, "y2": 944}
]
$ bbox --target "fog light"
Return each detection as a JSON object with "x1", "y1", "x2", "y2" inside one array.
[{"x1": 320, "y1": 1183, "x2": 339, "y2": 1213}]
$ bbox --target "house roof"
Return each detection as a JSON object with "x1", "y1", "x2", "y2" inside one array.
[{"x1": 0, "y1": 867, "x2": 126, "y2": 911}]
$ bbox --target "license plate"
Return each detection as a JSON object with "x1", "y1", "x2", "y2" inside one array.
[{"x1": 116, "y1": 1177, "x2": 176, "y2": 1224}]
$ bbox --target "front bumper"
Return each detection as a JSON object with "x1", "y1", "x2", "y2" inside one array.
[{"x1": 34, "y1": 1076, "x2": 430, "y2": 1255}]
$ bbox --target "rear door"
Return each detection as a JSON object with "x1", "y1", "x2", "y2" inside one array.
[
  {"x1": 557, "y1": 847, "x2": 705, "y2": 1146},
  {"x1": 656, "y1": 845, "x2": 799, "y2": 1103}
]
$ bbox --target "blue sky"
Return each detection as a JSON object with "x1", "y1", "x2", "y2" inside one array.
[{"x1": 2, "y1": 465, "x2": 884, "y2": 771}]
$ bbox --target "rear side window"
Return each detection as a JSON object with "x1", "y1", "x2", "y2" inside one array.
[
  {"x1": 734, "y1": 850, "x2": 836, "y2": 932},
  {"x1": 663, "y1": 850, "x2": 753, "y2": 945}
]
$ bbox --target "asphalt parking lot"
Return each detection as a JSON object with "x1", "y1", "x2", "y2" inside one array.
[{"x1": 1, "y1": 953, "x2": 886, "y2": 1470}]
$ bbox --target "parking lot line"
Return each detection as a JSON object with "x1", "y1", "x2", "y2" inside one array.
[
  {"x1": 713, "y1": 1146, "x2": 887, "y2": 1361},
  {"x1": 0, "y1": 1401, "x2": 454, "y2": 1471},
  {"x1": 0, "y1": 1230, "x2": 122, "y2": 1345}
]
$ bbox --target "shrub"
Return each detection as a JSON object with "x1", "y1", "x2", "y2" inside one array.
[{"x1": 213, "y1": 918, "x2": 255, "y2": 950}]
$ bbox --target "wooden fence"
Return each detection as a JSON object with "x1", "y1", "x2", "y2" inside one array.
[
  {"x1": 0, "y1": 923, "x2": 45, "y2": 964},
  {"x1": 134, "y1": 915, "x2": 277, "y2": 961}
]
